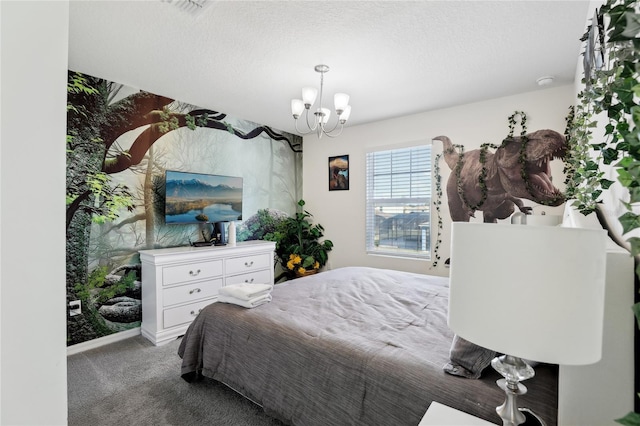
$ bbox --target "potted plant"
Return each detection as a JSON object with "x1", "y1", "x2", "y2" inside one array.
[{"x1": 265, "y1": 199, "x2": 333, "y2": 280}]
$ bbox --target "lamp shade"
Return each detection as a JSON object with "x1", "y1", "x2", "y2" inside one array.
[
  {"x1": 302, "y1": 87, "x2": 318, "y2": 107},
  {"x1": 320, "y1": 108, "x2": 331, "y2": 124},
  {"x1": 291, "y1": 99, "x2": 304, "y2": 117},
  {"x1": 448, "y1": 223, "x2": 607, "y2": 365},
  {"x1": 334, "y1": 93, "x2": 350, "y2": 113},
  {"x1": 339, "y1": 105, "x2": 351, "y2": 123}
]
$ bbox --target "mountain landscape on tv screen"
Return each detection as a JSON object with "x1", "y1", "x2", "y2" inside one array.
[
  {"x1": 166, "y1": 179, "x2": 241, "y2": 199},
  {"x1": 165, "y1": 178, "x2": 243, "y2": 222}
]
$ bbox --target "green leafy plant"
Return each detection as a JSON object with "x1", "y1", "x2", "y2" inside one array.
[
  {"x1": 564, "y1": 1, "x2": 639, "y2": 424},
  {"x1": 236, "y1": 208, "x2": 289, "y2": 242},
  {"x1": 568, "y1": 1, "x2": 638, "y2": 226},
  {"x1": 265, "y1": 200, "x2": 333, "y2": 280}
]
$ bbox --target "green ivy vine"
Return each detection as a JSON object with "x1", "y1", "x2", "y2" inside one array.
[
  {"x1": 563, "y1": 1, "x2": 639, "y2": 424},
  {"x1": 432, "y1": 151, "x2": 445, "y2": 268},
  {"x1": 567, "y1": 0, "x2": 639, "y2": 232}
]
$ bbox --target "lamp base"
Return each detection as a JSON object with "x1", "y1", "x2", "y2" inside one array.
[
  {"x1": 491, "y1": 355, "x2": 535, "y2": 426},
  {"x1": 518, "y1": 408, "x2": 546, "y2": 426}
]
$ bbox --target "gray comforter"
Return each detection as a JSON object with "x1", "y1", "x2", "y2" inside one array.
[{"x1": 178, "y1": 266, "x2": 557, "y2": 425}]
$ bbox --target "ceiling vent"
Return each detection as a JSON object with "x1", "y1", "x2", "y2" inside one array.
[{"x1": 162, "y1": 0, "x2": 210, "y2": 17}]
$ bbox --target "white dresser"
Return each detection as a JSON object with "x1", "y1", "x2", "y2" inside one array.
[{"x1": 139, "y1": 240, "x2": 275, "y2": 345}]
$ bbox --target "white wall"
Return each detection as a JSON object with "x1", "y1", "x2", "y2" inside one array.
[
  {"x1": 303, "y1": 85, "x2": 574, "y2": 276},
  {"x1": 0, "y1": 1, "x2": 69, "y2": 424}
]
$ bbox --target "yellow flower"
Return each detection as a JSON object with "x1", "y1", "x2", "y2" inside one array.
[
  {"x1": 313, "y1": 261, "x2": 319, "y2": 270},
  {"x1": 287, "y1": 254, "x2": 302, "y2": 270},
  {"x1": 298, "y1": 267, "x2": 306, "y2": 274}
]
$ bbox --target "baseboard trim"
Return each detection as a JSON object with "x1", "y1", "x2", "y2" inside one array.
[{"x1": 67, "y1": 327, "x2": 141, "y2": 356}]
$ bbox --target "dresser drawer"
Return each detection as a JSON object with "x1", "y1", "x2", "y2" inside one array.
[
  {"x1": 162, "y1": 260, "x2": 222, "y2": 286},
  {"x1": 225, "y1": 269, "x2": 272, "y2": 286},
  {"x1": 225, "y1": 253, "x2": 271, "y2": 275},
  {"x1": 163, "y1": 278, "x2": 223, "y2": 307},
  {"x1": 163, "y1": 299, "x2": 215, "y2": 329}
]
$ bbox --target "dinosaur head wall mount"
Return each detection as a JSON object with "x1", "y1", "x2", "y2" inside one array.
[{"x1": 434, "y1": 129, "x2": 567, "y2": 223}]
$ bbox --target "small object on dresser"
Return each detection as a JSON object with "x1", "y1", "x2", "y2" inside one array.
[
  {"x1": 191, "y1": 240, "x2": 214, "y2": 247},
  {"x1": 228, "y1": 221, "x2": 236, "y2": 246},
  {"x1": 213, "y1": 221, "x2": 227, "y2": 245}
]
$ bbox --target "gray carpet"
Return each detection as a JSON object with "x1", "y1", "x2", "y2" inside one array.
[{"x1": 67, "y1": 334, "x2": 286, "y2": 426}]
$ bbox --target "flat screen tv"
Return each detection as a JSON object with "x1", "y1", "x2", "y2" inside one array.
[{"x1": 164, "y1": 170, "x2": 243, "y2": 225}]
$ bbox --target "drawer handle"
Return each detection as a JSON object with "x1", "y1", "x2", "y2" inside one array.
[
  {"x1": 244, "y1": 278, "x2": 255, "y2": 283},
  {"x1": 189, "y1": 269, "x2": 201, "y2": 276},
  {"x1": 189, "y1": 288, "x2": 202, "y2": 295},
  {"x1": 244, "y1": 261, "x2": 254, "y2": 267},
  {"x1": 190, "y1": 308, "x2": 203, "y2": 316}
]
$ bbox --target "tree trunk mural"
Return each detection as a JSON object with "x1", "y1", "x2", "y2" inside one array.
[{"x1": 144, "y1": 145, "x2": 155, "y2": 249}]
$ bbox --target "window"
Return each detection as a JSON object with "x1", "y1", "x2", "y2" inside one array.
[{"x1": 365, "y1": 143, "x2": 432, "y2": 259}]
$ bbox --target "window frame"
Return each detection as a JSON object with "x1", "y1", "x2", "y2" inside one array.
[{"x1": 365, "y1": 141, "x2": 432, "y2": 260}]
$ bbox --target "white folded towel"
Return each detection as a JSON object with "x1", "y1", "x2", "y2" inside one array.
[
  {"x1": 218, "y1": 283, "x2": 273, "y2": 301},
  {"x1": 218, "y1": 293, "x2": 272, "y2": 309}
]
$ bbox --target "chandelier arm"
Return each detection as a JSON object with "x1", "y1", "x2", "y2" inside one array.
[
  {"x1": 318, "y1": 122, "x2": 344, "y2": 138},
  {"x1": 321, "y1": 119, "x2": 342, "y2": 134},
  {"x1": 294, "y1": 117, "x2": 313, "y2": 135},
  {"x1": 304, "y1": 107, "x2": 318, "y2": 132}
]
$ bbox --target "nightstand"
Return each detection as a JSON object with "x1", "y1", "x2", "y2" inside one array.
[{"x1": 419, "y1": 402, "x2": 496, "y2": 425}]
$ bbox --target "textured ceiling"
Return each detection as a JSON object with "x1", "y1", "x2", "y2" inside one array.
[{"x1": 68, "y1": 1, "x2": 591, "y2": 136}]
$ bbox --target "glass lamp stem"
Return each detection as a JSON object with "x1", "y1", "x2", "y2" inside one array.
[
  {"x1": 496, "y1": 378, "x2": 528, "y2": 426},
  {"x1": 491, "y1": 355, "x2": 537, "y2": 426}
]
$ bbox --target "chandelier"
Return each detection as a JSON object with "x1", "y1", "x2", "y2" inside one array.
[{"x1": 291, "y1": 64, "x2": 352, "y2": 138}]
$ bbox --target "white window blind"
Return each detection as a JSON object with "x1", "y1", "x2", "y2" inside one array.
[{"x1": 365, "y1": 144, "x2": 431, "y2": 259}]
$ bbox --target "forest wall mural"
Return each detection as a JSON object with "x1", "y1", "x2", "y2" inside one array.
[{"x1": 66, "y1": 70, "x2": 302, "y2": 346}]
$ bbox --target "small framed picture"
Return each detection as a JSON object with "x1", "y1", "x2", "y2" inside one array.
[{"x1": 329, "y1": 155, "x2": 349, "y2": 191}]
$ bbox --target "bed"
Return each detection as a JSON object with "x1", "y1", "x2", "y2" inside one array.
[{"x1": 178, "y1": 266, "x2": 558, "y2": 425}]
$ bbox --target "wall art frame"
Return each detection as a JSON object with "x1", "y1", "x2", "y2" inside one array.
[{"x1": 329, "y1": 155, "x2": 349, "y2": 191}]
